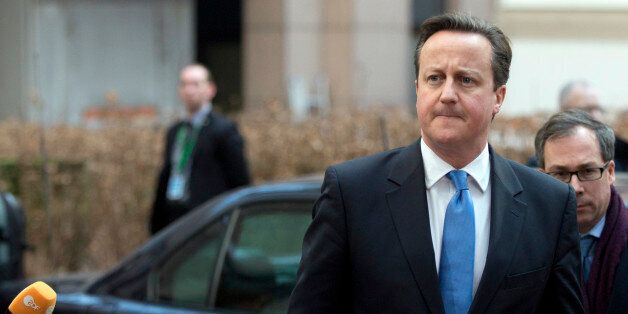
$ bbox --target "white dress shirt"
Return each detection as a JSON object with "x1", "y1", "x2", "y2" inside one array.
[{"x1": 421, "y1": 139, "x2": 491, "y2": 296}]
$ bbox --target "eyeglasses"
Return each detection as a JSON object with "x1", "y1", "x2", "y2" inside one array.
[{"x1": 546, "y1": 161, "x2": 611, "y2": 183}]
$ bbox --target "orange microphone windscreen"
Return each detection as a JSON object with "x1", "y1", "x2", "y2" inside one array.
[{"x1": 8, "y1": 281, "x2": 56, "y2": 314}]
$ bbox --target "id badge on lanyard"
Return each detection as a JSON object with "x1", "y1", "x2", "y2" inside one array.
[
  {"x1": 167, "y1": 125, "x2": 199, "y2": 201},
  {"x1": 166, "y1": 173, "x2": 187, "y2": 201}
]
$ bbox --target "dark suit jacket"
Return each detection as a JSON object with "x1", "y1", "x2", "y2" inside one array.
[
  {"x1": 289, "y1": 140, "x2": 584, "y2": 313},
  {"x1": 150, "y1": 111, "x2": 250, "y2": 234}
]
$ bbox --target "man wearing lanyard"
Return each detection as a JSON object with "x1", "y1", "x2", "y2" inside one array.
[{"x1": 150, "y1": 64, "x2": 251, "y2": 234}]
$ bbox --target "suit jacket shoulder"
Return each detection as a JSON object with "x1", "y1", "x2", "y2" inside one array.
[
  {"x1": 331, "y1": 141, "x2": 421, "y2": 189},
  {"x1": 206, "y1": 111, "x2": 240, "y2": 136},
  {"x1": 498, "y1": 155, "x2": 569, "y2": 195}
]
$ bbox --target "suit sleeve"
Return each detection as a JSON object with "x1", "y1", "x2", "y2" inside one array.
[
  {"x1": 539, "y1": 186, "x2": 585, "y2": 313},
  {"x1": 289, "y1": 167, "x2": 352, "y2": 313},
  {"x1": 217, "y1": 123, "x2": 250, "y2": 188},
  {"x1": 149, "y1": 128, "x2": 175, "y2": 235}
]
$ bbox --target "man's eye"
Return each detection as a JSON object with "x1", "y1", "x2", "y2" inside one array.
[
  {"x1": 427, "y1": 75, "x2": 441, "y2": 83},
  {"x1": 550, "y1": 172, "x2": 568, "y2": 179},
  {"x1": 579, "y1": 168, "x2": 599, "y2": 178},
  {"x1": 461, "y1": 77, "x2": 473, "y2": 85}
]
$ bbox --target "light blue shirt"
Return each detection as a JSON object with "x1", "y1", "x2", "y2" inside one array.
[
  {"x1": 166, "y1": 102, "x2": 212, "y2": 201},
  {"x1": 581, "y1": 215, "x2": 606, "y2": 240},
  {"x1": 189, "y1": 102, "x2": 212, "y2": 128},
  {"x1": 580, "y1": 215, "x2": 606, "y2": 258},
  {"x1": 579, "y1": 215, "x2": 605, "y2": 282}
]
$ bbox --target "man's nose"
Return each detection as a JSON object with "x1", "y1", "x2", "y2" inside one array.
[
  {"x1": 569, "y1": 174, "x2": 584, "y2": 194},
  {"x1": 439, "y1": 79, "x2": 457, "y2": 104}
]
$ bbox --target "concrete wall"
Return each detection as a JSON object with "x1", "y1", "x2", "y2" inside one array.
[
  {"x1": 244, "y1": 0, "x2": 414, "y2": 111},
  {"x1": 447, "y1": 0, "x2": 496, "y2": 21},
  {"x1": 352, "y1": 0, "x2": 413, "y2": 107},
  {"x1": 0, "y1": 0, "x2": 193, "y2": 124},
  {"x1": 0, "y1": 0, "x2": 30, "y2": 120},
  {"x1": 243, "y1": 0, "x2": 286, "y2": 107}
]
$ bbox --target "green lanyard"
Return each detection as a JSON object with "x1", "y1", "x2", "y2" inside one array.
[{"x1": 175, "y1": 124, "x2": 200, "y2": 172}]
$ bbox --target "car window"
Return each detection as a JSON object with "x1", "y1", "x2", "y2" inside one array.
[
  {"x1": 149, "y1": 214, "x2": 230, "y2": 309},
  {"x1": 215, "y1": 202, "x2": 312, "y2": 313}
]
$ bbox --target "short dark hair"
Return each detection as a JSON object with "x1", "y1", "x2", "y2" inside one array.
[
  {"x1": 534, "y1": 109, "x2": 615, "y2": 168},
  {"x1": 414, "y1": 13, "x2": 512, "y2": 90}
]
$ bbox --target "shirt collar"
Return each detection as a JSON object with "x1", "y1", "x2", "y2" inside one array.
[
  {"x1": 581, "y1": 215, "x2": 606, "y2": 239},
  {"x1": 189, "y1": 102, "x2": 212, "y2": 128},
  {"x1": 421, "y1": 138, "x2": 490, "y2": 192}
]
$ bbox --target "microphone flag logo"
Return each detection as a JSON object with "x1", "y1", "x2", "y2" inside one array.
[{"x1": 22, "y1": 295, "x2": 41, "y2": 310}]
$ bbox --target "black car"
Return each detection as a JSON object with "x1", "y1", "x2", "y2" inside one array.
[
  {"x1": 1, "y1": 178, "x2": 321, "y2": 313},
  {"x1": 0, "y1": 191, "x2": 26, "y2": 281}
]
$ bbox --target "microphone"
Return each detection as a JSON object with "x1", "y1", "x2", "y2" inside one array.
[{"x1": 7, "y1": 281, "x2": 56, "y2": 314}]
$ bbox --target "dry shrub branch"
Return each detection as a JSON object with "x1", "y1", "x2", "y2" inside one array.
[{"x1": 1, "y1": 104, "x2": 626, "y2": 276}]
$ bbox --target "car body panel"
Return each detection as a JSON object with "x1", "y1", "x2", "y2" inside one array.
[{"x1": 1, "y1": 179, "x2": 321, "y2": 313}]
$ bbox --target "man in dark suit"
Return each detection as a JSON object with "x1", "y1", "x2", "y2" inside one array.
[
  {"x1": 289, "y1": 13, "x2": 584, "y2": 313},
  {"x1": 535, "y1": 110, "x2": 628, "y2": 313},
  {"x1": 150, "y1": 64, "x2": 250, "y2": 234}
]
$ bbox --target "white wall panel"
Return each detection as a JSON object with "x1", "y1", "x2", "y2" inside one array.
[{"x1": 503, "y1": 38, "x2": 628, "y2": 116}]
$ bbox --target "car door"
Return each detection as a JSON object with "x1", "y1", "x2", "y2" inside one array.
[
  {"x1": 63, "y1": 189, "x2": 315, "y2": 314},
  {"x1": 66, "y1": 210, "x2": 235, "y2": 314},
  {"x1": 213, "y1": 201, "x2": 312, "y2": 313},
  {"x1": 144, "y1": 212, "x2": 232, "y2": 311},
  {"x1": 142, "y1": 200, "x2": 312, "y2": 313}
]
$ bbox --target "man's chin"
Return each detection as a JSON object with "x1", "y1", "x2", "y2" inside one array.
[
  {"x1": 576, "y1": 203, "x2": 592, "y2": 214},
  {"x1": 426, "y1": 133, "x2": 466, "y2": 148},
  {"x1": 576, "y1": 213, "x2": 597, "y2": 231}
]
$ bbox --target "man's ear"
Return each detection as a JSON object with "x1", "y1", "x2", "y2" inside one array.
[
  {"x1": 207, "y1": 82, "x2": 218, "y2": 100},
  {"x1": 492, "y1": 85, "x2": 506, "y2": 118},
  {"x1": 607, "y1": 160, "x2": 616, "y2": 185},
  {"x1": 415, "y1": 79, "x2": 419, "y2": 96}
]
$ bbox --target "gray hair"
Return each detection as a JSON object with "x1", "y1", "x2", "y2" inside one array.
[
  {"x1": 534, "y1": 109, "x2": 615, "y2": 168},
  {"x1": 414, "y1": 12, "x2": 512, "y2": 90},
  {"x1": 558, "y1": 80, "x2": 591, "y2": 110}
]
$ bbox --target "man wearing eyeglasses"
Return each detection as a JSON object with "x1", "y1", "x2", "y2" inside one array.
[{"x1": 534, "y1": 109, "x2": 628, "y2": 313}]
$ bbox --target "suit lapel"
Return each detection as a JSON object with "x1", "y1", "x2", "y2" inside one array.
[
  {"x1": 386, "y1": 141, "x2": 445, "y2": 314},
  {"x1": 470, "y1": 149, "x2": 527, "y2": 313}
]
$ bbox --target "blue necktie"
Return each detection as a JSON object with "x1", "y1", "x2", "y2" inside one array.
[
  {"x1": 580, "y1": 235, "x2": 596, "y2": 284},
  {"x1": 440, "y1": 170, "x2": 475, "y2": 314}
]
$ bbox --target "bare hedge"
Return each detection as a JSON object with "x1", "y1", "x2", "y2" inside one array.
[{"x1": 1, "y1": 103, "x2": 625, "y2": 276}]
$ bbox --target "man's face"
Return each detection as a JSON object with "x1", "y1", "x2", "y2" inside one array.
[
  {"x1": 562, "y1": 86, "x2": 604, "y2": 121},
  {"x1": 415, "y1": 31, "x2": 505, "y2": 157},
  {"x1": 543, "y1": 126, "x2": 615, "y2": 233},
  {"x1": 178, "y1": 67, "x2": 216, "y2": 114}
]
